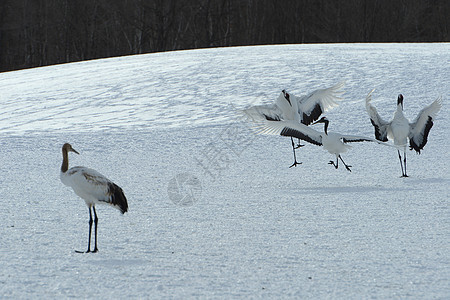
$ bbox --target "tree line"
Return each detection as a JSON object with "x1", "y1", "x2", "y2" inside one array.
[{"x1": 0, "y1": 0, "x2": 448, "y2": 72}]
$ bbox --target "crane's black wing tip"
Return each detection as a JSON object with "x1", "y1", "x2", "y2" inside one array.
[
  {"x1": 108, "y1": 182, "x2": 129, "y2": 214},
  {"x1": 280, "y1": 126, "x2": 322, "y2": 146},
  {"x1": 370, "y1": 119, "x2": 388, "y2": 142},
  {"x1": 410, "y1": 116, "x2": 434, "y2": 153}
]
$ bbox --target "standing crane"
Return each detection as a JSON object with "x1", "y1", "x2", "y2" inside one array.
[
  {"x1": 365, "y1": 90, "x2": 442, "y2": 177},
  {"x1": 60, "y1": 143, "x2": 128, "y2": 253}
]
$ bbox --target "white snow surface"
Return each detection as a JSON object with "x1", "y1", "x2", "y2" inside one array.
[{"x1": 0, "y1": 44, "x2": 449, "y2": 298}]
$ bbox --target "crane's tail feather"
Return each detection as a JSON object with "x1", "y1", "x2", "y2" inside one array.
[{"x1": 108, "y1": 183, "x2": 128, "y2": 214}]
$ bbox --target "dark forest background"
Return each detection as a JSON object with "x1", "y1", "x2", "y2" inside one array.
[{"x1": 0, "y1": 0, "x2": 448, "y2": 72}]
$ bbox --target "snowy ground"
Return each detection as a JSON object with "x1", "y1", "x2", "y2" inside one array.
[{"x1": 0, "y1": 44, "x2": 449, "y2": 298}]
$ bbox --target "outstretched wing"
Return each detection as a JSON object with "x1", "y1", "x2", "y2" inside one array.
[
  {"x1": 255, "y1": 120, "x2": 323, "y2": 146},
  {"x1": 275, "y1": 90, "x2": 299, "y2": 121},
  {"x1": 296, "y1": 81, "x2": 345, "y2": 125},
  {"x1": 341, "y1": 135, "x2": 402, "y2": 149},
  {"x1": 341, "y1": 135, "x2": 377, "y2": 143},
  {"x1": 242, "y1": 103, "x2": 283, "y2": 122},
  {"x1": 409, "y1": 96, "x2": 442, "y2": 153},
  {"x1": 365, "y1": 89, "x2": 390, "y2": 142},
  {"x1": 243, "y1": 90, "x2": 299, "y2": 123}
]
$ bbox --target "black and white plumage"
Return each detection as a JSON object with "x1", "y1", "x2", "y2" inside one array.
[
  {"x1": 60, "y1": 143, "x2": 128, "y2": 253},
  {"x1": 365, "y1": 90, "x2": 442, "y2": 177},
  {"x1": 243, "y1": 82, "x2": 345, "y2": 167},
  {"x1": 256, "y1": 116, "x2": 391, "y2": 172}
]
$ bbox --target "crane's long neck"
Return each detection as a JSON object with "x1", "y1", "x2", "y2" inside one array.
[
  {"x1": 394, "y1": 102, "x2": 405, "y2": 120},
  {"x1": 61, "y1": 148, "x2": 69, "y2": 173},
  {"x1": 323, "y1": 120, "x2": 329, "y2": 135}
]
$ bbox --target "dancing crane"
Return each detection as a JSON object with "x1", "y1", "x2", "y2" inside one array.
[
  {"x1": 365, "y1": 90, "x2": 442, "y2": 177},
  {"x1": 256, "y1": 116, "x2": 391, "y2": 172},
  {"x1": 243, "y1": 82, "x2": 345, "y2": 167},
  {"x1": 60, "y1": 143, "x2": 128, "y2": 253}
]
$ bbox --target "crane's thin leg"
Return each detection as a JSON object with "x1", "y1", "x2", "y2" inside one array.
[
  {"x1": 92, "y1": 206, "x2": 98, "y2": 253},
  {"x1": 289, "y1": 137, "x2": 302, "y2": 168},
  {"x1": 87, "y1": 207, "x2": 93, "y2": 253},
  {"x1": 402, "y1": 151, "x2": 408, "y2": 177},
  {"x1": 339, "y1": 155, "x2": 352, "y2": 172},
  {"x1": 328, "y1": 157, "x2": 339, "y2": 169},
  {"x1": 398, "y1": 150, "x2": 403, "y2": 176},
  {"x1": 398, "y1": 150, "x2": 407, "y2": 177},
  {"x1": 75, "y1": 207, "x2": 93, "y2": 253}
]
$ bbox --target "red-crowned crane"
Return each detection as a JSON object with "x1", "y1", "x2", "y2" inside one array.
[
  {"x1": 365, "y1": 90, "x2": 442, "y2": 177},
  {"x1": 243, "y1": 82, "x2": 345, "y2": 167},
  {"x1": 60, "y1": 143, "x2": 128, "y2": 253},
  {"x1": 255, "y1": 116, "x2": 393, "y2": 172}
]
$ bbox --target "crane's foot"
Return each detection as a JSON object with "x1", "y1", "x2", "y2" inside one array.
[
  {"x1": 344, "y1": 165, "x2": 352, "y2": 172},
  {"x1": 289, "y1": 161, "x2": 302, "y2": 168},
  {"x1": 328, "y1": 161, "x2": 338, "y2": 169},
  {"x1": 294, "y1": 144, "x2": 305, "y2": 149},
  {"x1": 75, "y1": 249, "x2": 98, "y2": 254},
  {"x1": 75, "y1": 249, "x2": 90, "y2": 253},
  {"x1": 400, "y1": 174, "x2": 409, "y2": 178}
]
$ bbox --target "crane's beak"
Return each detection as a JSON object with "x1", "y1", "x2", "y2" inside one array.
[
  {"x1": 282, "y1": 90, "x2": 291, "y2": 105},
  {"x1": 312, "y1": 119, "x2": 323, "y2": 125},
  {"x1": 397, "y1": 94, "x2": 404, "y2": 109},
  {"x1": 71, "y1": 148, "x2": 80, "y2": 155}
]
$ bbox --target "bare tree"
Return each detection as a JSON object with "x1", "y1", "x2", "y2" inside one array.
[{"x1": 0, "y1": 0, "x2": 448, "y2": 72}]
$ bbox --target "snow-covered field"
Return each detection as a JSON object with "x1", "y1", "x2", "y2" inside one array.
[{"x1": 0, "y1": 44, "x2": 449, "y2": 298}]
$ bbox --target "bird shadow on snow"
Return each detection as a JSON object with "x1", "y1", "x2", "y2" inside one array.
[
  {"x1": 88, "y1": 258, "x2": 149, "y2": 267},
  {"x1": 299, "y1": 185, "x2": 411, "y2": 195},
  {"x1": 403, "y1": 177, "x2": 450, "y2": 185}
]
